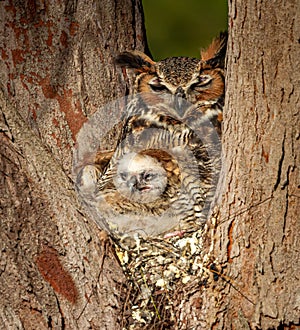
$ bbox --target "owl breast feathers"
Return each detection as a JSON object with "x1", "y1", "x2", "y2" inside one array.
[{"x1": 76, "y1": 32, "x2": 227, "y2": 242}]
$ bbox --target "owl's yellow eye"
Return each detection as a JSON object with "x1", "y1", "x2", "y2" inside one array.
[{"x1": 148, "y1": 78, "x2": 169, "y2": 93}]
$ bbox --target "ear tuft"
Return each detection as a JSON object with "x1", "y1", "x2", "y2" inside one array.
[
  {"x1": 201, "y1": 31, "x2": 228, "y2": 68},
  {"x1": 115, "y1": 51, "x2": 155, "y2": 73}
]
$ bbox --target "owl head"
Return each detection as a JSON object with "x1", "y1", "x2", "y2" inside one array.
[
  {"x1": 115, "y1": 32, "x2": 227, "y2": 108},
  {"x1": 114, "y1": 152, "x2": 168, "y2": 204}
]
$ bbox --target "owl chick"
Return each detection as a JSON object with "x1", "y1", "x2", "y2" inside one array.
[
  {"x1": 114, "y1": 152, "x2": 167, "y2": 204},
  {"x1": 77, "y1": 149, "x2": 182, "y2": 240}
]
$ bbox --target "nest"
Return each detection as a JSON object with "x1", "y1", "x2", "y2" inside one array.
[{"x1": 116, "y1": 220, "x2": 220, "y2": 330}]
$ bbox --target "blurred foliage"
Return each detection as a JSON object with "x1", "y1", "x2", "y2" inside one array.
[{"x1": 142, "y1": 0, "x2": 228, "y2": 60}]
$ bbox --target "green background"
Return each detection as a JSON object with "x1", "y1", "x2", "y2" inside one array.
[{"x1": 142, "y1": 0, "x2": 228, "y2": 60}]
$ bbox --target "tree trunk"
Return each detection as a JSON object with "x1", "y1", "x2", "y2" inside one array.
[
  {"x1": 198, "y1": 1, "x2": 300, "y2": 329},
  {"x1": 1, "y1": 0, "x2": 299, "y2": 329},
  {"x1": 0, "y1": 1, "x2": 148, "y2": 328}
]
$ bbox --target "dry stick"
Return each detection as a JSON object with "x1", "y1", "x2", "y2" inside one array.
[{"x1": 207, "y1": 267, "x2": 255, "y2": 305}]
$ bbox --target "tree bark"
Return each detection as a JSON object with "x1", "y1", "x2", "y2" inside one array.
[
  {"x1": 0, "y1": 1, "x2": 147, "y2": 328},
  {"x1": 1, "y1": 0, "x2": 299, "y2": 329},
  {"x1": 198, "y1": 1, "x2": 300, "y2": 329}
]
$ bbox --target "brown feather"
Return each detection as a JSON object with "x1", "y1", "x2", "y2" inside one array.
[{"x1": 201, "y1": 32, "x2": 227, "y2": 62}]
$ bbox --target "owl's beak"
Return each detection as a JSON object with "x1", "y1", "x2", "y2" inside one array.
[
  {"x1": 127, "y1": 176, "x2": 138, "y2": 192},
  {"x1": 174, "y1": 87, "x2": 186, "y2": 116},
  {"x1": 127, "y1": 175, "x2": 150, "y2": 193}
]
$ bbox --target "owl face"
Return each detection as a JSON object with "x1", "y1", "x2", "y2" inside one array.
[
  {"x1": 137, "y1": 57, "x2": 224, "y2": 108},
  {"x1": 115, "y1": 32, "x2": 226, "y2": 113},
  {"x1": 114, "y1": 152, "x2": 168, "y2": 204}
]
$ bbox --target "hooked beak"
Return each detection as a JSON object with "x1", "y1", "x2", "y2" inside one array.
[
  {"x1": 127, "y1": 176, "x2": 137, "y2": 192},
  {"x1": 127, "y1": 175, "x2": 151, "y2": 193},
  {"x1": 174, "y1": 87, "x2": 186, "y2": 116}
]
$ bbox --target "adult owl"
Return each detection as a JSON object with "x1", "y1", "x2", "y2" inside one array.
[{"x1": 76, "y1": 32, "x2": 227, "y2": 244}]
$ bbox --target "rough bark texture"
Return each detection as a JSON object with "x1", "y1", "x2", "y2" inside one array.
[
  {"x1": 198, "y1": 1, "x2": 300, "y2": 329},
  {"x1": 1, "y1": 1, "x2": 299, "y2": 329},
  {"x1": 0, "y1": 1, "x2": 148, "y2": 328}
]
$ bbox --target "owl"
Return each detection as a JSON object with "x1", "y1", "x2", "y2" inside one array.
[
  {"x1": 76, "y1": 32, "x2": 227, "y2": 244},
  {"x1": 114, "y1": 152, "x2": 168, "y2": 204},
  {"x1": 115, "y1": 31, "x2": 226, "y2": 134}
]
